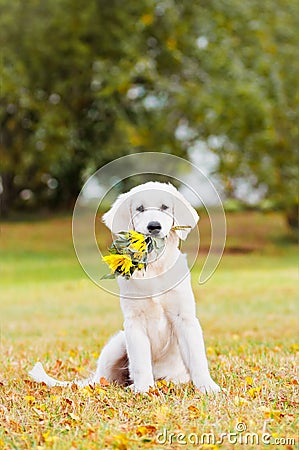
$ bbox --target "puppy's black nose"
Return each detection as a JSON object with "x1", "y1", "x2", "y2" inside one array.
[{"x1": 147, "y1": 221, "x2": 162, "y2": 235}]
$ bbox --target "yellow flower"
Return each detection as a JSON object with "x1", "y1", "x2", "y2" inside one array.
[
  {"x1": 102, "y1": 254, "x2": 133, "y2": 274},
  {"x1": 134, "y1": 251, "x2": 143, "y2": 260},
  {"x1": 129, "y1": 230, "x2": 146, "y2": 252}
]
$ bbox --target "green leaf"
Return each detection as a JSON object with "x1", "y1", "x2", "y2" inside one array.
[{"x1": 100, "y1": 273, "x2": 116, "y2": 280}]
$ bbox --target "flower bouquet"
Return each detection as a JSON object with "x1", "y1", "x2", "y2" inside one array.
[
  {"x1": 102, "y1": 230, "x2": 165, "y2": 279},
  {"x1": 102, "y1": 226, "x2": 191, "y2": 280}
]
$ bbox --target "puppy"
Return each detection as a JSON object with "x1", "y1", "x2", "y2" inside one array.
[
  {"x1": 29, "y1": 182, "x2": 220, "y2": 394},
  {"x1": 93, "y1": 182, "x2": 219, "y2": 393}
]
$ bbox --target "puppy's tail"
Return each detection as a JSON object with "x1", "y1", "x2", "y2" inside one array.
[{"x1": 28, "y1": 362, "x2": 94, "y2": 388}]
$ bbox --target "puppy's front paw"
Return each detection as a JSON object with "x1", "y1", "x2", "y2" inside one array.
[
  {"x1": 128, "y1": 381, "x2": 153, "y2": 393},
  {"x1": 129, "y1": 383, "x2": 150, "y2": 394},
  {"x1": 195, "y1": 378, "x2": 221, "y2": 394}
]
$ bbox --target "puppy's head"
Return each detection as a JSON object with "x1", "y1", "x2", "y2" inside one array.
[{"x1": 102, "y1": 182, "x2": 198, "y2": 240}]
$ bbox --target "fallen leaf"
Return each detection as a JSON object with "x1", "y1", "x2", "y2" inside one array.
[
  {"x1": 245, "y1": 376, "x2": 253, "y2": 386},
  {"x1": 136, "y1": 425, "x2": 157, "y2": 437},
  {"x1": 188, "y1": 405, "x2": 201, "y2": 418},
  {"x1": 24, "y1": 395, "x2": 35, "y2": 405},
  {"x1": 258, "y1": 407, "x2": 286, "y2": 421},
  {"x1": 42, "y1": 431, "x2": 59, "y2": 444},
  {"x1": 69, "y1": 413, "x2": 81, "y2": 422},
  {"x1": 81, "y1": 386, "x2": 94, "y2": 396},
  {"x1": 234, "y1": 396, "x2": 250, "y2": 406},
  {"x1": 111, "y1": 433, "x2": 128, "y2": 450},
  {"x1": 100, "y1": 377, "x2": 109, "y2": 387},
  {"x1": 247, "y1": 387, "x2": 261, "y2": 398}
]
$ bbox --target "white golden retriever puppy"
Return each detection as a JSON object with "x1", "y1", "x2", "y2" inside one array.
[{"x1": 29, "y1": 182, "x2": 219, "y2": 394}]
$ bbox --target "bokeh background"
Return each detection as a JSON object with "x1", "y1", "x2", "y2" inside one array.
[{"x1": 1, "y1": 0, "x2": 298, "y2": 228}]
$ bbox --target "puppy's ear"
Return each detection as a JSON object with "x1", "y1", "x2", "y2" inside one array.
[
  {"x1": 102, "y1": 192, "x2": 132, "y2": 233},
  {"x1": 173, "y1": 191, "x2": 199, "y2": 240}
]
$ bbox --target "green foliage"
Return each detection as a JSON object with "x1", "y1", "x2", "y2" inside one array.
[
  {"x1": 0, "y1": 0, "x2": 298, "y2": 225},
  {"x1": 195, "y1": 0, "x2": 299, "y2": 216}
]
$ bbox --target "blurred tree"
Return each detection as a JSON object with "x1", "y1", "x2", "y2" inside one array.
[
  {"x1": 0, "y1": 0, "x2": 189, "y2": 213},
  {"x1": 0, "y1": 0, "x2": 298, "y2": 228},
  {"x1": 189, "y1": 0, "x2": 298, "y2": 230}
]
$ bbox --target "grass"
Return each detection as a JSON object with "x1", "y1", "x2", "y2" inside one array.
[{"x1": 0, "y1": 212, "x2": 298, "y2": 449}]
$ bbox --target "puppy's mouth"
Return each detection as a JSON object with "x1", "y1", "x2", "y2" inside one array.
[
  {"x1": 135, "y1": 230, "x2": 166, "y2": 239},
  {"x1": 145, "y1": 229, "x2": 169, "y2": 239},
  {"x1": 147, "y1": 230, "x2": 162, "y2": 237}
]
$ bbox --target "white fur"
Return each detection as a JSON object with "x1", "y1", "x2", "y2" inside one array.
[{"x1": 29, "y1": 182, "x2": 220, "y2": 394}]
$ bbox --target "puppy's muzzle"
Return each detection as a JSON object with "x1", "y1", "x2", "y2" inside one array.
[{"x1": 147, "y1": 221, "x2": 162, "y2": 235}]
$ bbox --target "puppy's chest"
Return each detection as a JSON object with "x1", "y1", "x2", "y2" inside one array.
[{"x1": 144, "y1": 301, "x2": 172, "y2": 349}]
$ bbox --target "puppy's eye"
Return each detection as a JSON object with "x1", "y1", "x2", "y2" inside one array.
[
  {"x1": 136, "y1": 205, "x2": 144, "y2": 212},
  {"x1": 161, "y1": 204, "x2": 169, "y2": 210}
]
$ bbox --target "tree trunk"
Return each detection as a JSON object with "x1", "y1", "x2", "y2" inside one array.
[
  {"x1": 286, "y1": 203, "x2": 299, "y2": 231},
  {"x1": 0, "y1": 172, "x2": 16, "y2": 217}
]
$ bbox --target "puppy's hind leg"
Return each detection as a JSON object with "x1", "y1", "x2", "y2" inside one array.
[
  {"x1": 92, "y1": 331, "x2": 131, "y2": 386},
  {"x1": 29, "y1": 331, "x2": 130, "y2": 388}
]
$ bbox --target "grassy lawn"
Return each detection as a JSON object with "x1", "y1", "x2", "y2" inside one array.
[{"x1": 0, "y1": 212, "x2": 298, "y2": 449}]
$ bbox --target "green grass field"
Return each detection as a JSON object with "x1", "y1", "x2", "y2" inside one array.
[{"x1": 0, "y1": 212, "x2": 298, "y2": 449}]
